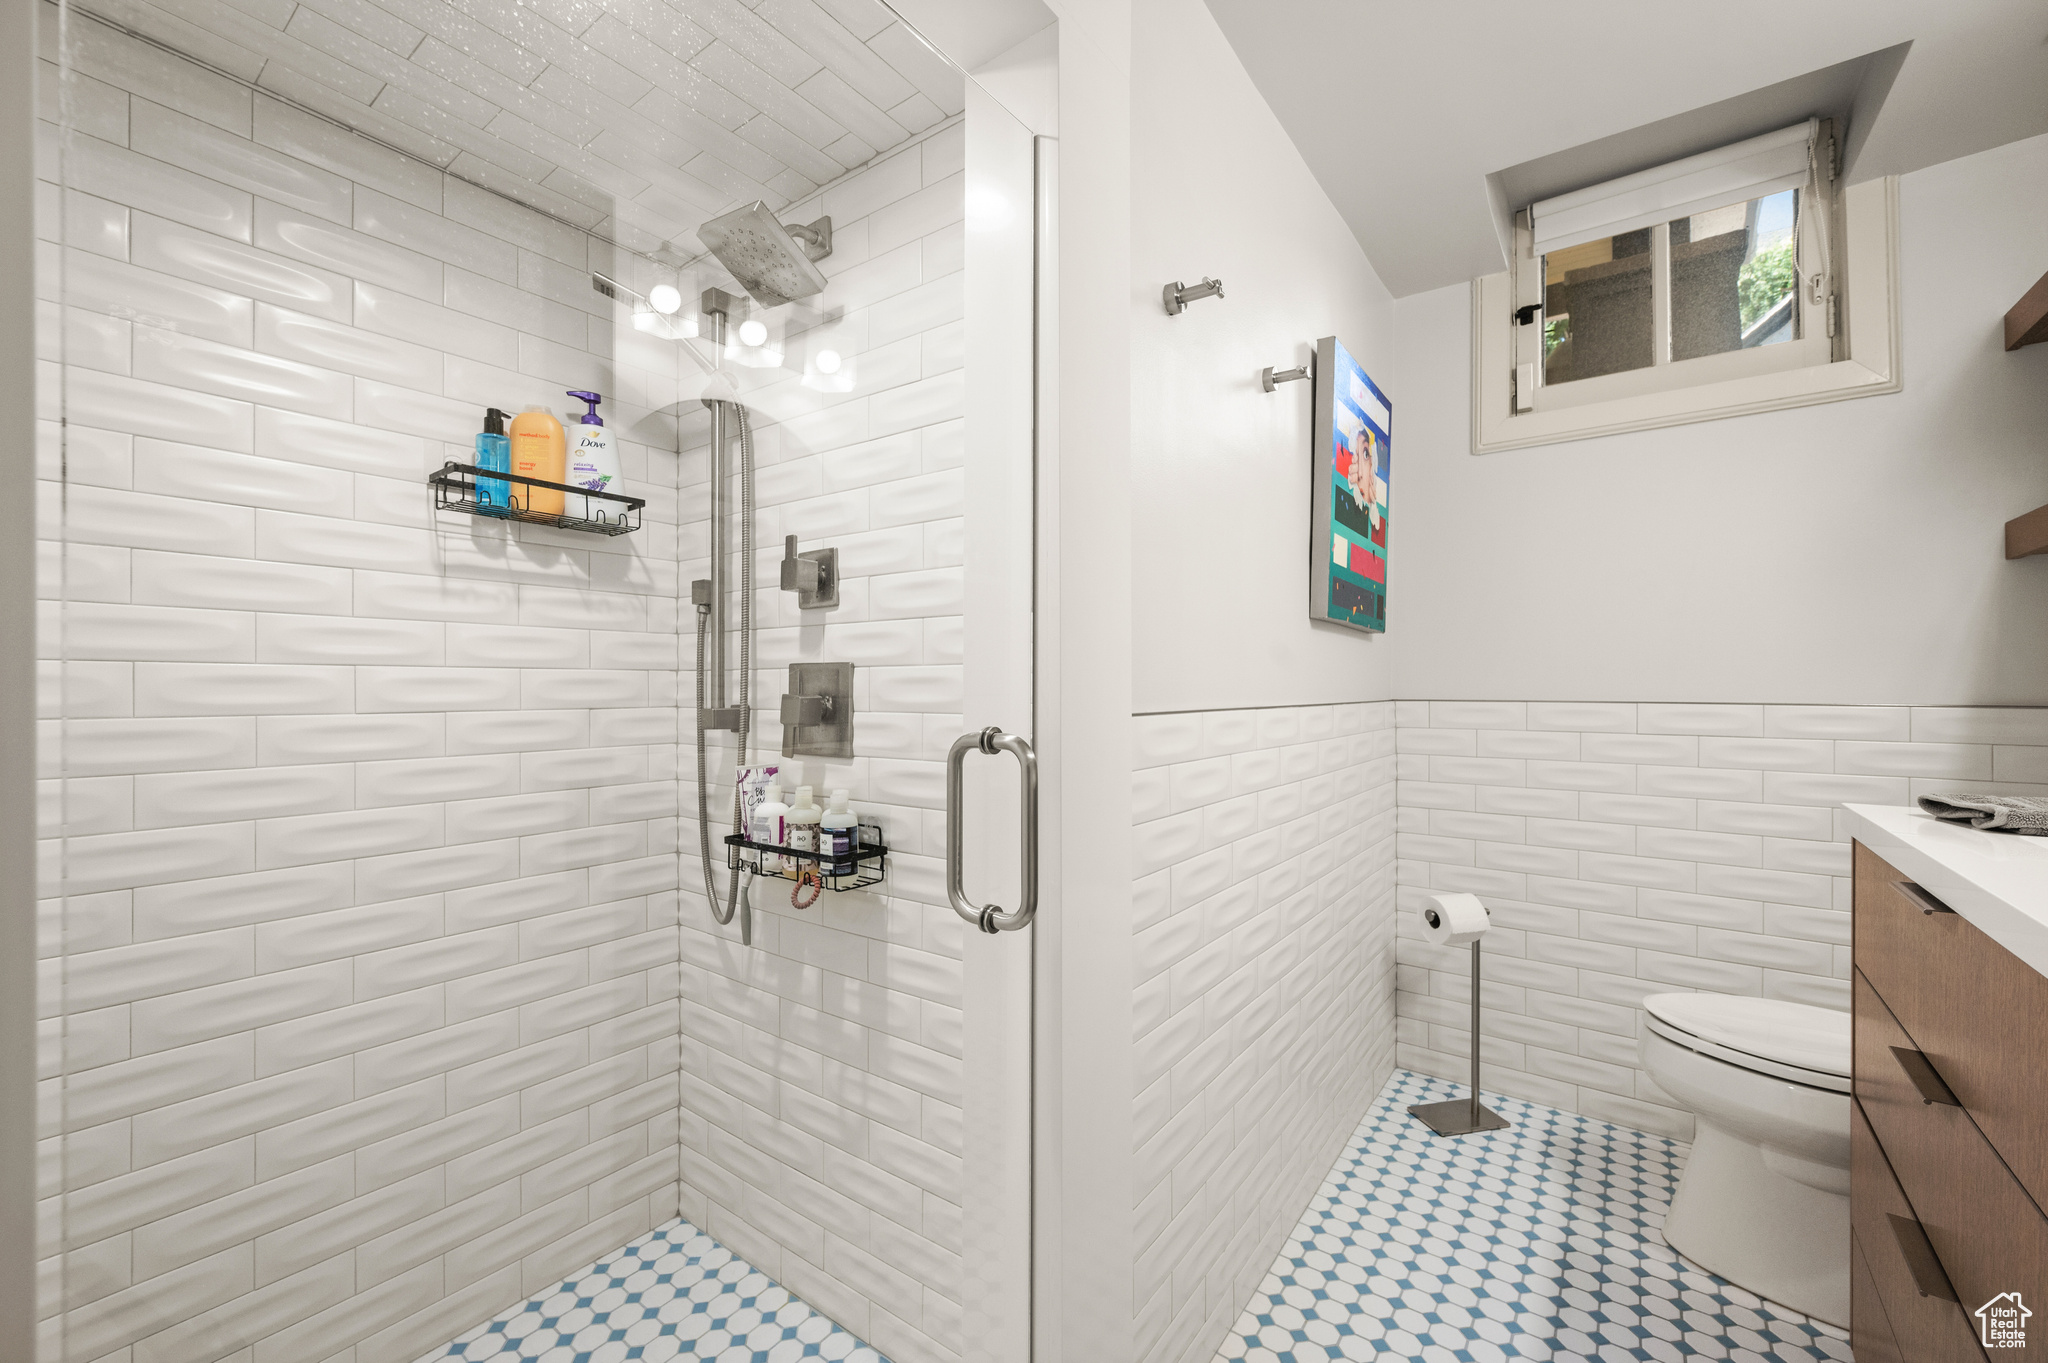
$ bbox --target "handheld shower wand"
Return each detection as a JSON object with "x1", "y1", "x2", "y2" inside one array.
[
  {"x1": 692, "y1": 290, "x2": 758, "y2": 945},
  {"x1": 685, "y1": 202, "x2": 834, "y2": 945}
]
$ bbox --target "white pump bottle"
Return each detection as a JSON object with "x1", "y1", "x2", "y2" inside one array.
[{"x1": 564, "y1": 390, "x2": 621, "y2": 521}]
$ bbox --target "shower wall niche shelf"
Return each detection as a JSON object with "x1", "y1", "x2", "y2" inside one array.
[
  {"x1": 428, "y1": 461, "x2": 645, "y2": 536},
  {"x1": 725, "y1": 823, "x2": 887, "y2": 894}
]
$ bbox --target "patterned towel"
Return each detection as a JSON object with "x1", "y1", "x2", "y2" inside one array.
[{"x1": 1919, "y1": 792, "x2": 2048, "y2": 835}]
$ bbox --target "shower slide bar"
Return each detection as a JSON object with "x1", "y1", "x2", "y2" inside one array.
[{"x1": 945, "y1": 727, "x2": 1039, "y2": 934}]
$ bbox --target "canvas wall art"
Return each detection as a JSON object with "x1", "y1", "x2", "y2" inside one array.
[{"x1": 1309, "y1": 335, "x2": 1391, "y2": 632}]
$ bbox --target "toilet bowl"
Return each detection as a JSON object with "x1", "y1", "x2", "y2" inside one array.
[{"x1": 1639, "y1": 992, "x2": 1851, "y2": 1327}]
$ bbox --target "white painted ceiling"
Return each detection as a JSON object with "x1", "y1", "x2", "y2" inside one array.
[
  {"x1": 1203, "y1": 0, "x2": 2048, "y2": 297},
  {"x1": 79, "y1": 0, "x2": 964, "y2": 254}
]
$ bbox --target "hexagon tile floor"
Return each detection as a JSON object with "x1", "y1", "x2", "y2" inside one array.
[
  {"x1": 1212, "y1": 1069, "x2": 1855, "y2": 1363},
  {"x1": 424, "y1": 1219, "x2": 889, "y2": 1362}
]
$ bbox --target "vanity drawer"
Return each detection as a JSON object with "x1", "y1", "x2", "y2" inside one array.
[
  {"x1": 1851, "y1": 1097, "x2": 1988, "y2": 1362},
  {"x1": 1854, "y1": 841, "x2": 2048, "y2": 1210},
  {"x1": 1851, "y1": 1232, "x2": 1906, "y2": 1363},
  {"x1": 1855, "y1": 969, "x2": 2048, "y2": 1333}
]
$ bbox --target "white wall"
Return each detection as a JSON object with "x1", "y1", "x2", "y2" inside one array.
[
  {"x1": 1129, "y1": 0, "x2": 1399, "y2": 715},
  {"x1": 673, "y1": 122, "x2": 971, "y2": 1363},
  {"x1": 37, "y1": 18, "x2": 691, "y2": 1360},
  {"x1": 1111, "y1": 5, "x2": 1406, "y2": 1361},
  {"x1": 1130, "y1": 701, "x2": 1395, "y2": 1363},
  {"x1": 1382, "y1": 133, "x2": 2048, "y2": 1142},
  {"x1": 1390, "y1": 132, "x2": 2048, "y2": 707}
]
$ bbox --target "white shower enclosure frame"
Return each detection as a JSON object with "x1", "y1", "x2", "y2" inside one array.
[
  {"x1": 0, "y1": 0, "x2": 37, "y2": 1341},
  {"x1": 952, "y1": 50, "x2": 1052, "y2": 1363}
]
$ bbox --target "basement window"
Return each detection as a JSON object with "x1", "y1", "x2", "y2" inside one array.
[
  {"x1": 1474, "y1": 118, "x2": 1900, "y2": 453},
  {"x1": 1542, "y1": 189, "x2": 1799, "y2": 384}
]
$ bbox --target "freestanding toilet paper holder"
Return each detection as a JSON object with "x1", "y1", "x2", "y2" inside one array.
[{"x1": 1409, "y1": 907, "x2": 1513, "y2": 1137}]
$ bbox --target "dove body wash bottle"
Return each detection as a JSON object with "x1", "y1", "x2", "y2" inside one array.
[{"x1": 565, "y1": 390, "x2": 621, "y2": 521}]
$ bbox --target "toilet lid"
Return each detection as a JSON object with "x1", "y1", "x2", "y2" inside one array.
[{"x1": 1643, "y1": 992, "x2": 1851, "y2": 1085}]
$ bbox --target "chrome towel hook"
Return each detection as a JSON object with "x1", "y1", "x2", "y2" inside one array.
[
  {"x1": 945, "y1": 727, "x2": 1039, "y2": 933},
  {"x1": 1261, "y1": 360, "x2": 1312, "y2": 391},
  {"x1": 1163, "y1": 277, "x2": 1224, "y2": 315}
]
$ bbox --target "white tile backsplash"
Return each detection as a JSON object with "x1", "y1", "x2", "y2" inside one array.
[
  {"x1": 1129, "y1": 701, "x2": 1397, "y2": 1363},
  {"x1": 1395, "y1": 700, "x2": 2048, "y2": 1141}
]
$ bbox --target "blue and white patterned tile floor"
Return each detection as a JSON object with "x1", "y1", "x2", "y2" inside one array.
[
  {"x1": 1215, "y1": 1069, "x2": 1855, "y2": 1363},
  {"x1": 426, "y1": 1219, "x2": 889, "y2": 1362},
  {"x1": 427, "y1": 1070, "x2": 1852, "y2": 1363}
]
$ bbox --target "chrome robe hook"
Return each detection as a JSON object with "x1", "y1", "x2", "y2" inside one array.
[
  {"x1": 1163, "y1": 277, "x2": 1224, "y2": 315},
  {"x1": 1261, "y1": 360, "x2": 1312, "y2": 391}
]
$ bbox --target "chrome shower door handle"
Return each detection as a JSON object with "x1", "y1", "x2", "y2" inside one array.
[{"x1": 946, "y1": 727, "x2": 1039, "y2": 934}]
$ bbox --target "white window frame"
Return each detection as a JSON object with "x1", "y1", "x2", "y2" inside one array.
[{"x1": 1472, "y1": 126, "x2": 1900, "y2": 454}]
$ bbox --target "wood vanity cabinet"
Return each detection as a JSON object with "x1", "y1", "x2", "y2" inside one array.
[{"x1": 1852, "y1": 841, "x2": 2048, "y2": 1360}]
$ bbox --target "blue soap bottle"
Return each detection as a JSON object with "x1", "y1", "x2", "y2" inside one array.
[{"x1": 475, "y1": 407, "x2": 512, "y2": 513}]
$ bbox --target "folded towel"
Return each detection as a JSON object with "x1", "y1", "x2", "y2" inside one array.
[{"x1": 1919, "y1": 793, "x2": 2048, "y2": 835}]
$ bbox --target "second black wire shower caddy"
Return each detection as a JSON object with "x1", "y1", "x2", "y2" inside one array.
[{"x1": 723, "y1": 823, "x2": 888, "y2": 894}]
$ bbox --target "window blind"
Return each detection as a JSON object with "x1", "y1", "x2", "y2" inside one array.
[{"x1": 1530, "y1": 119, "x2": 1816, "y2": 256}]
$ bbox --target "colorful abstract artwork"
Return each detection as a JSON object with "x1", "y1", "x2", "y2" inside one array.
[{"x1": 1309, "y1": 336, "x2": 1391, "y2": 632}]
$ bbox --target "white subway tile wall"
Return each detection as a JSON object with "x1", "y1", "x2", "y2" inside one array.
[
  {"x1": 33, "y1": 19, "x2": 958, "y2": 1363},
  {"x1": 1394, "y1": 700, "x2": 2048, "y2": 1140},
  {"x1": 669, "y1": 130, "x2": 967, "y2": 1363},
  {"x1": 1130, "y1": 702, "x2": 1398, "y2": 1363},
  {"x1": 38, "y1": 27, "x2": 692, "y2": 1353}
]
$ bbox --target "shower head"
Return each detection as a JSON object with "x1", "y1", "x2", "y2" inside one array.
[{"x1": 698, "y1": 202, "x2": 832, "y2": 308}]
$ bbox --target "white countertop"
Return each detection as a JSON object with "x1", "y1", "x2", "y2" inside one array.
[{"x1": 1844, "y1": 803, "x2": 2048, "y2": 978}]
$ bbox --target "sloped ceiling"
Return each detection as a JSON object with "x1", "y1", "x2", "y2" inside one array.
[{"x1": 1203, "y1": 0, "x2": 2048, "y2": 297}]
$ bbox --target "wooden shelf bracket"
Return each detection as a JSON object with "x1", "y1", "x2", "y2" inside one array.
[
  {"x1": 2007, "y1": 269, "x2": 2048, "y2": 350},
  {"x1": 2008, "y1": 502, "x2": 2048, "y2": 560}
]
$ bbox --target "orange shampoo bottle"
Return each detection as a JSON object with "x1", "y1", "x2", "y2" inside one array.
[{"x1": 509, "y1": 406, "x2": 566, "y2": 515}]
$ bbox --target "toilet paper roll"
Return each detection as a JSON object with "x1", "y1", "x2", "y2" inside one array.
[{"x1": 1420, "y1": 892, "x2": 1490, "y2": 946}]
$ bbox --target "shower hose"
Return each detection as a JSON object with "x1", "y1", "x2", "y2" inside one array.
[{"x1": 694, "y1": 399, "x2": 755, "y2": 945}]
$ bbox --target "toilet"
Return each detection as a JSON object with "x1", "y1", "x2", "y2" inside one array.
[{"x1": 1638, "y1": 991, "x2": 1852, "y2": 1327}]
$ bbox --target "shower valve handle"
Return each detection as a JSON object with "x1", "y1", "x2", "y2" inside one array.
[
  {"x1": 779, "y1": 663, "x2": 854, "y2": 761},
  {"x1": 780, "y1": 693, "x2": 833, "y2": 727},
  {"x1": 779, "y1": 535, "x2": 840, "y2": 608},
  {"x1": 780, "y1": 690, "x2": 831, "y2": 760},
  {"x1": 781, "y1": 536, "x2": 821, "y2": 592}
]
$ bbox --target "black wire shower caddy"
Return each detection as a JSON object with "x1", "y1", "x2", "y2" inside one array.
[
  {"x1": 428, "y1": 461, "x2": 645, "y2": 536},
  {"x1": 724, "y1": 823, "x2": 888, "y2": 894}
]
